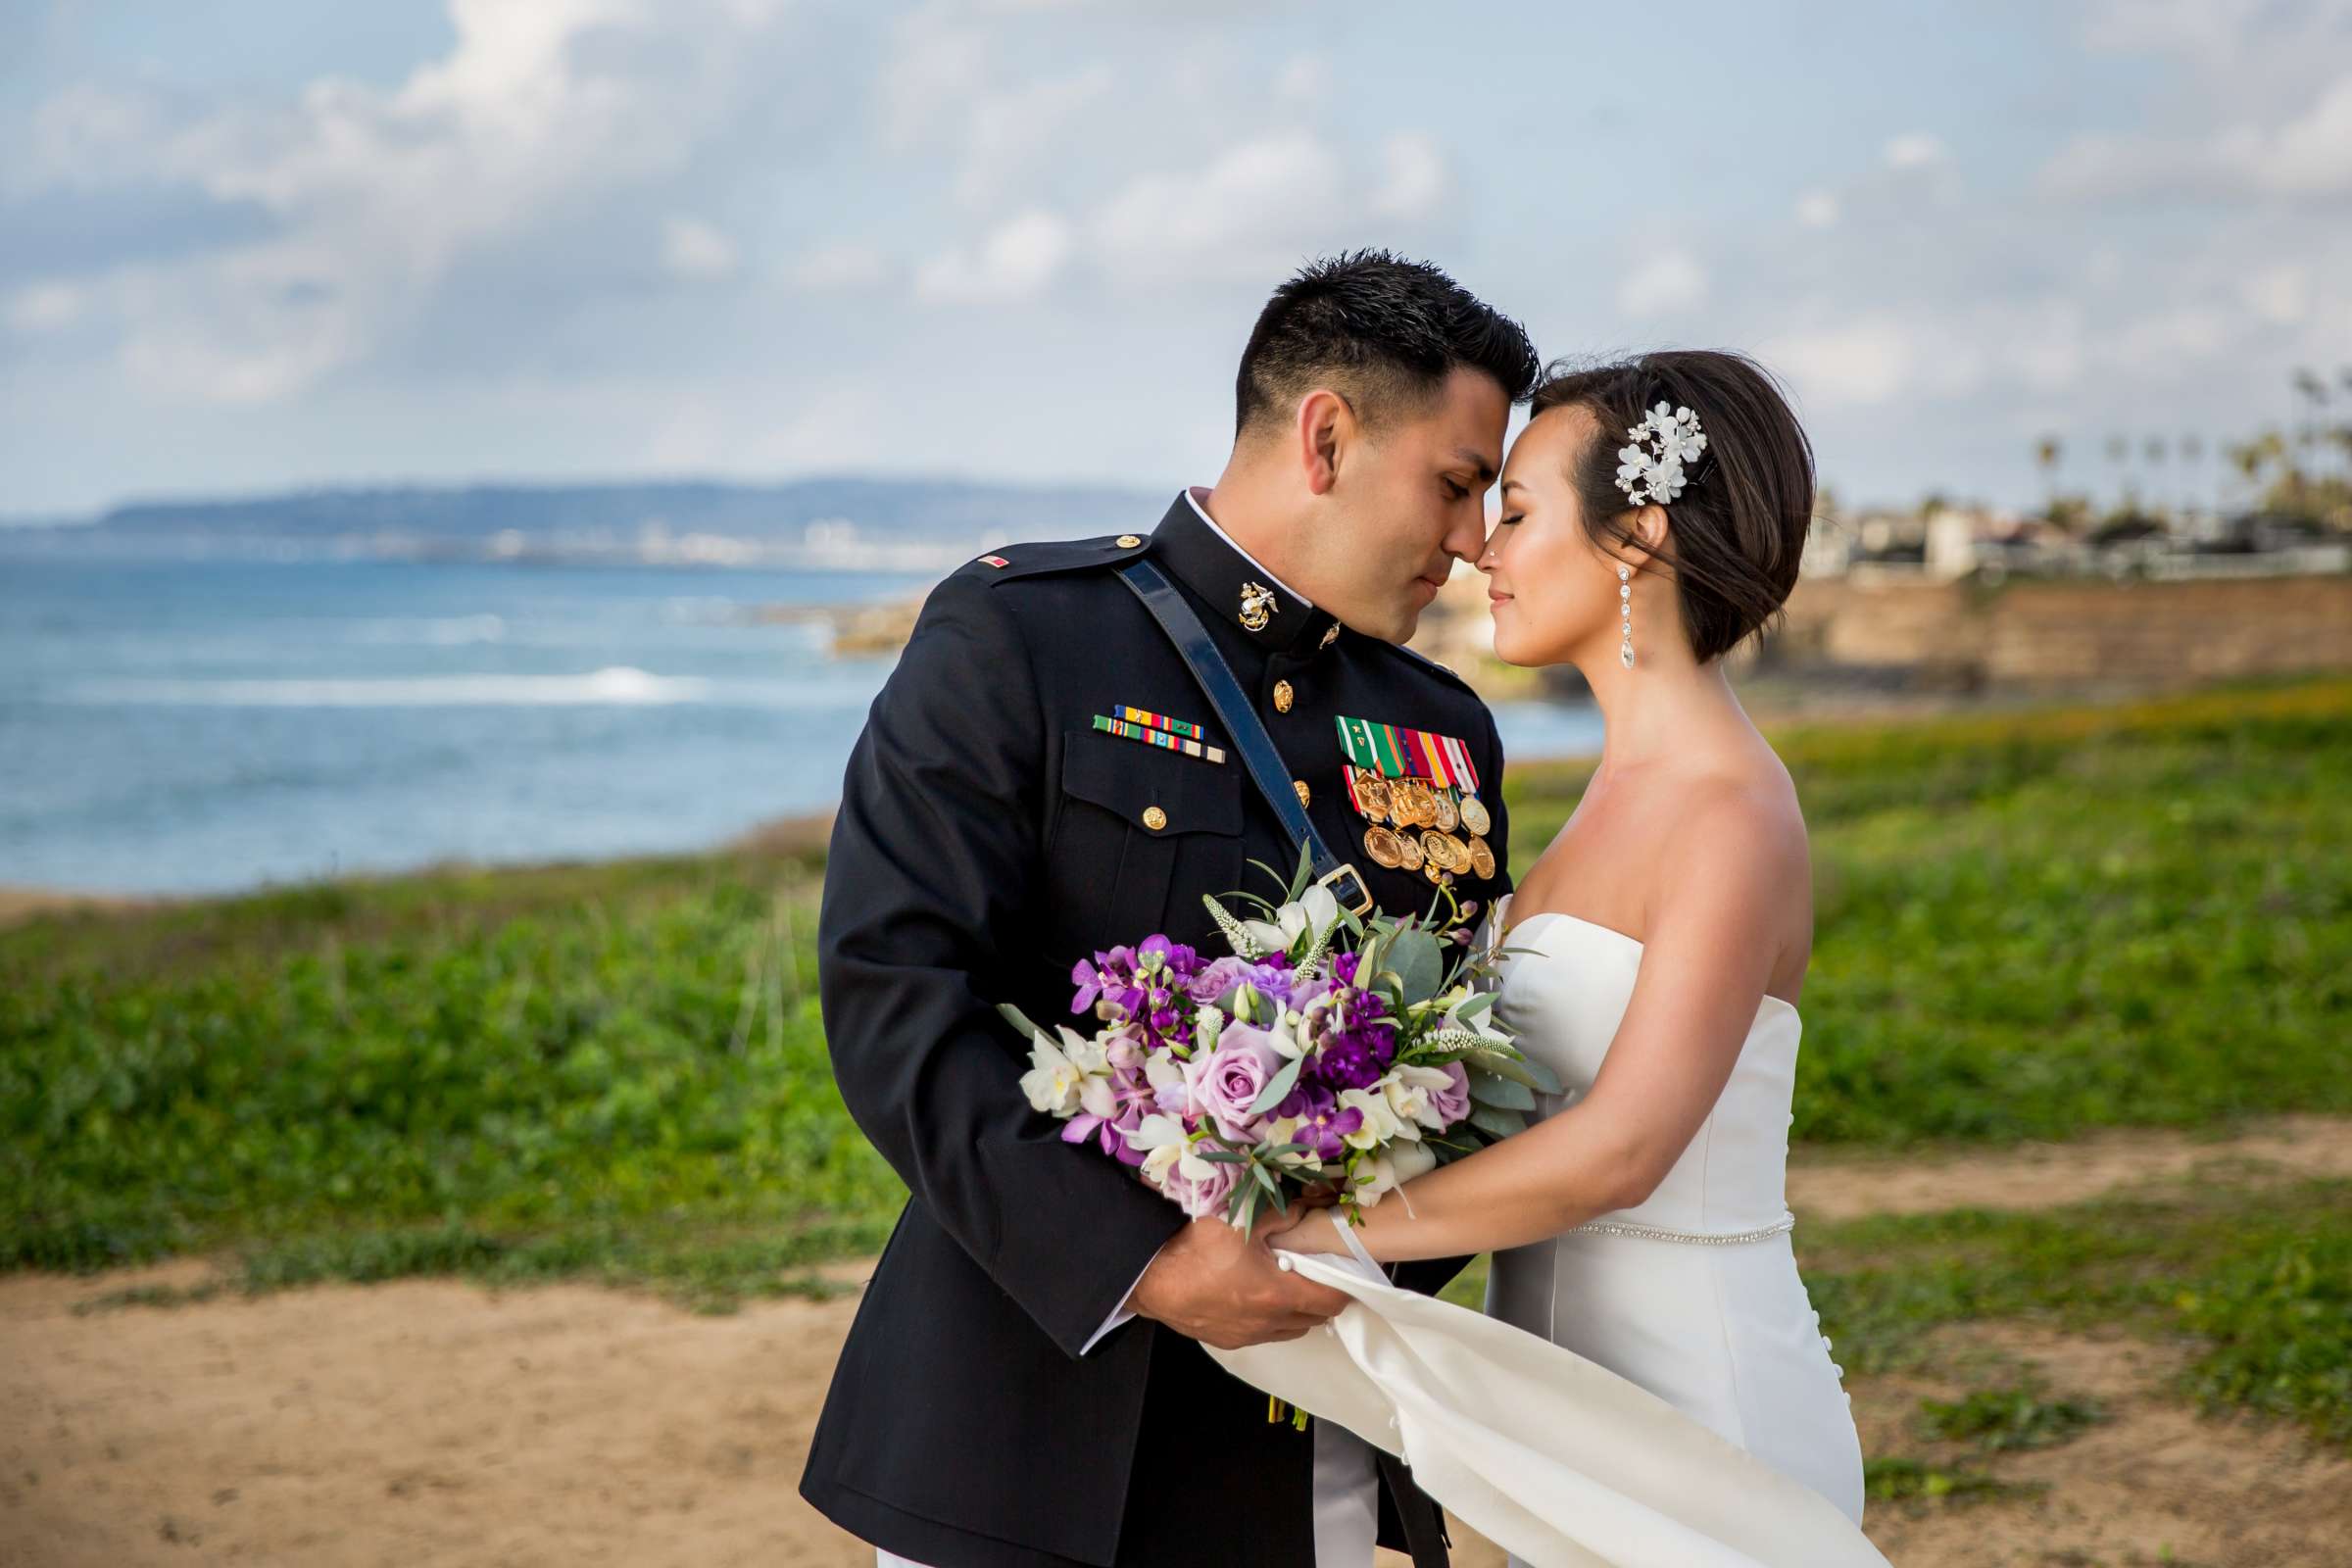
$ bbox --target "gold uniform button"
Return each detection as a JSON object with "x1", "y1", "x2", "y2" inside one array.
[
  {"x1": 1141, "y1": 806, "x2": 1167, "y2": 831},
  {"x1": 1116, "y1": 534, "x2": 1144, "y2": 548},
  {"x1": 1293, "y1": 779, "x2": 1311, "y2": 808},
  {"x1": 1273, "y1": 679, "x2": 1295, "y2": 712}
]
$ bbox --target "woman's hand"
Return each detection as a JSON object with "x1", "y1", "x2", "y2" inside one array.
[{"x1": 1266, "y1": 1206, "x2": 1348, "y2": 1255}]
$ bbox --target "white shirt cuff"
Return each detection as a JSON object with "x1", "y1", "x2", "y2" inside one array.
[{"x1": 1078, "y1": 1245, "x2": 1167, "y2": 1355}]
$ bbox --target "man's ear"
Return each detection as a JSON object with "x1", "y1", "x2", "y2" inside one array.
[{"x1": 1295, "y1": 387, "x2": 1355, "y2": 497}]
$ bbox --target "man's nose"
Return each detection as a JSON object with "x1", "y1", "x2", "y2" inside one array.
[{"x1": 1444, "y1": 510, "x2": 1489, "y2": 563}]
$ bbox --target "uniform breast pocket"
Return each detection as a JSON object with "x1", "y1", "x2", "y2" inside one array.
[{"x1": 1047, "y1": 726, "x2": 1247, "y2": 951}]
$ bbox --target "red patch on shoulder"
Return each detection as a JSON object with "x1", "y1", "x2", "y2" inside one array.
[{"x1": 978, "y1": 554, "x2": 1011, "y2": 568}]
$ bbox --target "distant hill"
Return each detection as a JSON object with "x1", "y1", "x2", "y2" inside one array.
[
  {"x1": 37, "y1": 478, "x2": 1176, "y2": 570},
  {"x1": 85, "y1": 477, "x2": 1166, "y2": 542}
]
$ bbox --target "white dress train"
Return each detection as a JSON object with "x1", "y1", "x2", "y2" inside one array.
[{"x1": 1211, "y1": 893, "x2": 1879, "y2": 1568}]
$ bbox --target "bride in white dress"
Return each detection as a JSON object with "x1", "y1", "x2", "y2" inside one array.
[{"x1": 1247, "y1": 351, "x2": 1873, "y2": 1564}]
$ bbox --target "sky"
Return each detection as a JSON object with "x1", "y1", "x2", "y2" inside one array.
[{"x1": 2, "y1": 0, "x2": 2348, "y2": 517}]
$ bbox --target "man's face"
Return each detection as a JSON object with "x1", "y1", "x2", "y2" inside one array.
[{"x1": 1308, "y1": 366, "x2": 1509, "y2": 643}]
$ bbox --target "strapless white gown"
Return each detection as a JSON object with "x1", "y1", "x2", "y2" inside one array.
[
  {"x1": 1211, "y1": 892, "x2": 1880, "y2": 1568},
  {"x1": 1482, "y1": 893, "x2": 1864, "y2": 1537}
]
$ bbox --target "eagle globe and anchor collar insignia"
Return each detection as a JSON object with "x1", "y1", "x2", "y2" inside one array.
[{"x1": 1238, "y1": 580, "x2": 1278, "y2": 632}]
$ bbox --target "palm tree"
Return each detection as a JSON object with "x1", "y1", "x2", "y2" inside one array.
[
  {"x1": 2293, "y1": 368, "x2": 2328, "y2": 486},
  {"x1": 2034, "y1": 434, "x2": 2062, "y2": 517},
  {"x1": 2143, "y1": 435, "x2": 2169, "y2": 520},
  {"x1": 2106, "y1": 433, "x2": 2132, "y2": 514}
]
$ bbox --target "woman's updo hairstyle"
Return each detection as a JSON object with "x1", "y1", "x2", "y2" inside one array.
[{"x1": 1528, "y1": 350, "x2": 1814, "y2": 663}]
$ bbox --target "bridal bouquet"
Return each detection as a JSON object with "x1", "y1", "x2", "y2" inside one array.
[{"x1": 1001, "y1": 848, "x2": 1561, "y2": 1232}]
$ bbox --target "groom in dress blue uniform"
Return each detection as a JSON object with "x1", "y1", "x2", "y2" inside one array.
[{"x1": 802, "y1": 251, "x2": 1541, "y2": 1568}]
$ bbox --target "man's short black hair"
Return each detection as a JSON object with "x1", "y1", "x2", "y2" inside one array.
[{"x1": 1234, "y1": 249, "x2": 1540, "y2": 439}]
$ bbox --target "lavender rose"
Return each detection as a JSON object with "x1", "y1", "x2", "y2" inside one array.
[{"x1": 1183, "y1": 1023, "x2": 1284, "y2": 1142}]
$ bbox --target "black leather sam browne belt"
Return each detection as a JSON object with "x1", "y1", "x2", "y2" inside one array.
[{"x1": 1115, "y1": 558, "x2": 1373, "y2": 917}]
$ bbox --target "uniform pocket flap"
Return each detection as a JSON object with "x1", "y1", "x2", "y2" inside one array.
[{"x1": 1058, "y1": 726, "x2": 1244, "y2": 836}]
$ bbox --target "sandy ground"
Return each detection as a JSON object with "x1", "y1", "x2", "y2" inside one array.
[{"x1": 4, "y1": 1119, "x2": 2346, "y2": 1568}]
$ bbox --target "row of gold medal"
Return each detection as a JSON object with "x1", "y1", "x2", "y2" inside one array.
[{"x1": 1350, "y1": 772, "x2": 1496, "y2": 882}]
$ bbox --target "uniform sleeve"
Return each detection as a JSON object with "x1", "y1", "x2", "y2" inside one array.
[{"x1": 816, "y1": 572, "x2": 1187, "y2": 1357}]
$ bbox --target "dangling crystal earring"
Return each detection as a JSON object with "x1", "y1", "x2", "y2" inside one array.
[{"x1": 1618, "y1": 564, "x2": 1635, "y2": 668}]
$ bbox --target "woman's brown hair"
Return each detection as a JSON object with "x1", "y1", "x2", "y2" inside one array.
[{"x1": 1528, "y1": 351, "x2": 1815, "y2": 662}]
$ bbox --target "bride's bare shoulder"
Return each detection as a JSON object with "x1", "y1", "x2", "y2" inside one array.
[{"x1": 1658, "y1": 761, "x2": 1811, "y2": 901}]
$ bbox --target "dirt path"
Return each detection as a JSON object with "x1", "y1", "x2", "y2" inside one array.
[
  {"x1": 1787, "y1": 1112, "x2": 2352, "y2": 1222},
  {"x1": 5, "y1": 1118, "x2": 2346, "y2": 1568}
]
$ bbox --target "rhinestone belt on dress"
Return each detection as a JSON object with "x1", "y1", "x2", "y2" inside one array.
[{"x1": 1567, "y1": 1211, "x2": 1796, "y2": 1246}]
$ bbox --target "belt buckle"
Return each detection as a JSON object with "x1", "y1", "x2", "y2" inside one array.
[{"x1": 1316, "y1": 861, "x2": 1374, "y2": 917}]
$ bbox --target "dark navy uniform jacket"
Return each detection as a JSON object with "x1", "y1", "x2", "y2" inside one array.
[{"x1": 802, "y1": 490, "x2": 1514, "y2": 1567}]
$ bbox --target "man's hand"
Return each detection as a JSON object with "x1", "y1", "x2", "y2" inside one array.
[{"x1": 1128, "y1": 1211, "x2": 1349, "y2": 1350}]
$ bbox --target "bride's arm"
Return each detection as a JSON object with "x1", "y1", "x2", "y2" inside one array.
[{"x1": 1283, "y1": 791, "x2": 1806, "y2": 1264}]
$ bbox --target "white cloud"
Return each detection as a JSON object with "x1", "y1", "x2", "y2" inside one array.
[
  {"x1": 956, "y1": 64, "x2": 1118, "y2": 208},
  {"x1": 1617, "y1": 247, "x2": 1708, "y2": 318},
  {"x1": 2241, "y1": 263, "x2": 2312, "y2": 324},
  {"x1": 1763, "y1": 319, "x2": 1914, "y2": 407},
  {"x1": 1276, "y1": 54, "x2": 1331, "y2": 104},
  {"x1": 789, "y1": 241, "x2": 893, "y2": 293},
  {"x1": 18, "y1": 0, "x2": 799, "y2": 403},
  {"x1": 1793, "y1": 189, "x2": 1839, "y2": 228},
  {"x1": 1883, "y1": 132, "x2": 1947, "y2": 170},
  {"x1": 914, "y1": 209, "x2": 1074, "y2": 303},
  {"x1": 662, "y1": 217, "x2": 740, "y2": 282},
  {"x1": 1370, "y1": 132, "x2": 1449, "y2": 221},
  {"x1": 6, "y1": 281, "x2": 87, "y2": 334},
  {"x1": 2049, "y1": 71, "x2": 2352, "y2": 200}
]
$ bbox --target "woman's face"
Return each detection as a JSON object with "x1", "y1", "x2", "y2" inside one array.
[{"x1": 1479, "y1": 404, "x2": 1640, "y2": 669}]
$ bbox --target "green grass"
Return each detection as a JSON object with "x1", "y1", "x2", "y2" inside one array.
[
  {"x1": 1914, "y1": 1382, "x2": 2109, "y2": 1451},
  {"x1": 1507, "y1": 677, "x2": 2352, "y2": 1147},
  {"x1": 1442, "y1": 1174, "x2": 2348, "y2": 1455},
  {"x1": 4, "y1": 677, "x2": 2346, "y2": 1352},
  {"x1": 2, "y1": 844, "x2": 902, "y2": 1294},
  {"x1": 1803, "y1": 1176, "x2": 2352, "y2": 1448}
]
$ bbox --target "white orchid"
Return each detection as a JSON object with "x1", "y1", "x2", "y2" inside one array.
[
  {"x1": 1351, "y1": 1138, "x2": 1438, "y2": 1207},
  {"x1": 1266, "y1": 1008, "x2": 1309, "y2": 1061},
  {"x1": 1337, "y1": 1086, "x2": 1404, "y2": 1151},
  {"x1": 1237, "y1": 883, "x2": 1342, "y2": 956},
  {"x1": 1382, "y1": 1063, "x2": 1459, "y2": 1133},
  {"x1": 1144, "y1": 1050, "x2": 1192, "y2": 1114},
  {"x1": 1059, "y1": 1028, "x2": 1109, "y2": 1076},
  {"x1": 1122, "y1": 1112, "x2": 1192, "y2": 1187},
  {"x1": 1018, "y1": 1031, "x2": 1089, "y2": 1116}
]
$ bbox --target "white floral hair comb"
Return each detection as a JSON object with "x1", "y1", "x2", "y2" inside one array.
[{"x1": 1614, "y1": 401, "x2": 1708, "y2": 507}]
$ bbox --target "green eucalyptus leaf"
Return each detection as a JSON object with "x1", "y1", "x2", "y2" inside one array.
[
  {"x1": 1468, "y1": 1102, "x2": 1529, "y2": 1139},
  {"x1": 1466, "y1": 1068, "x2": 1535, "y2": 1110},
  {"x1": 1449, "y1": 991, "x2": 1496, "y2": 1022},
  {"x1": 1247, "y1": 1053, "x2": 1306, "y2": 1117},
  {"x1": 1464, "y1": 1050, "x2": 1563, "y2": 1097},
  {"x1": 996, "y1": 1003, "x2": 1049, "y2": 1044},
  {"x1": 1385, "y1": 927, "x2": 1446, "y2": 1004}
]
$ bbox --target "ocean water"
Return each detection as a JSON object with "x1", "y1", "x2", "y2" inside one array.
[{"x1": 0, "y1": 539, "x2": 1602, "y2": 895}]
